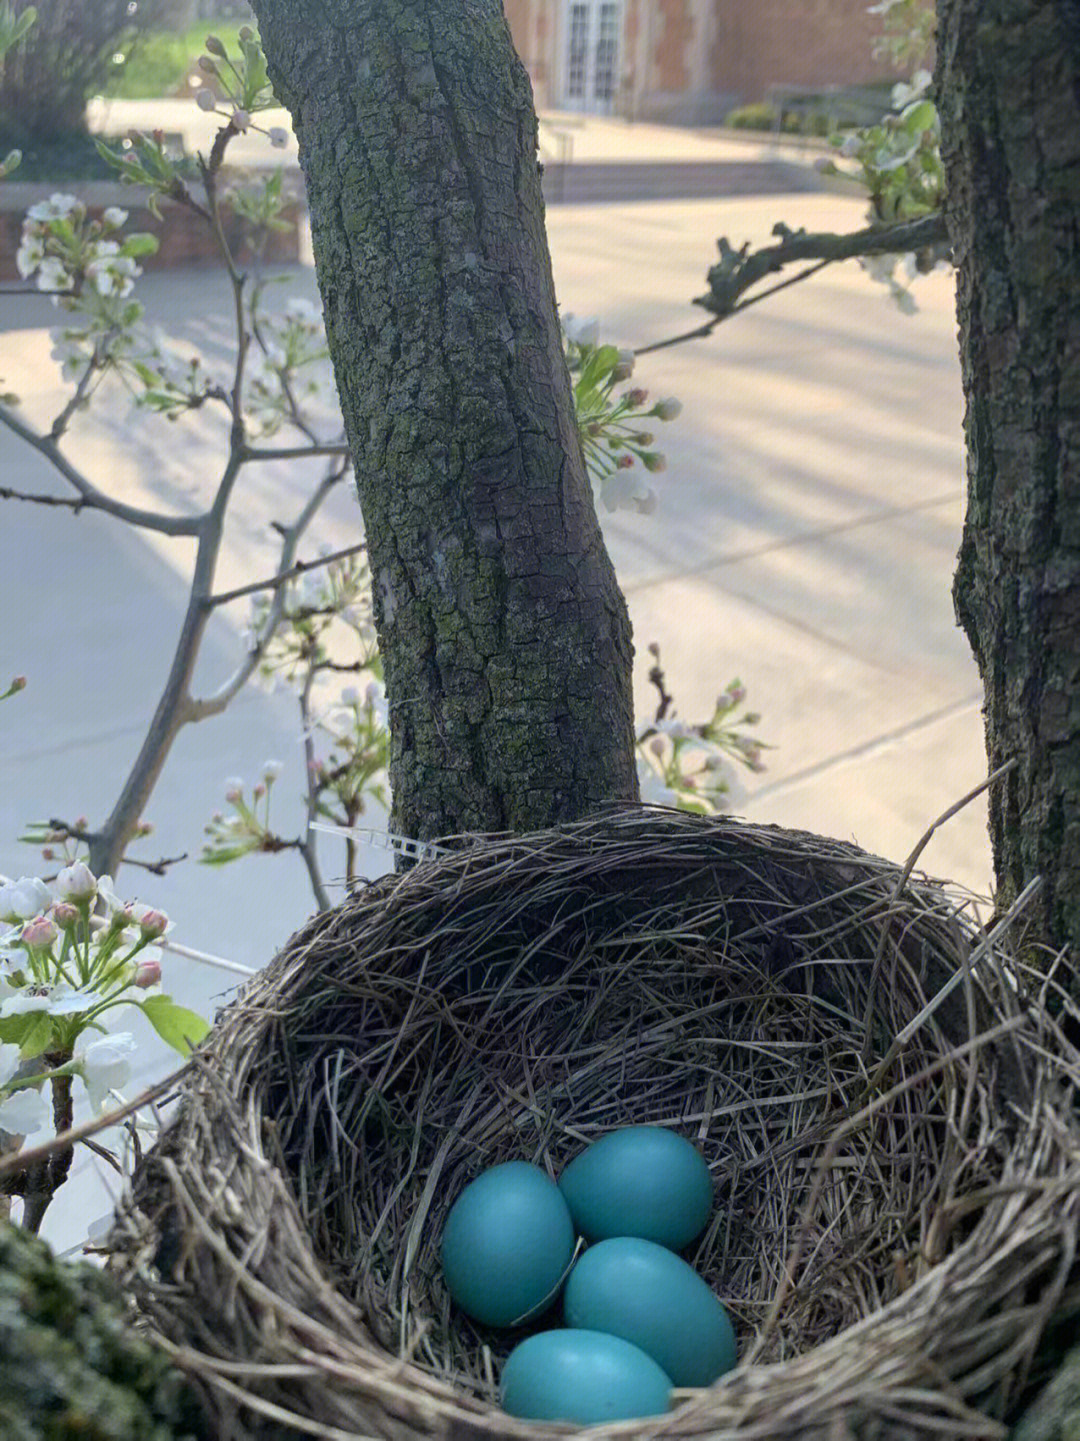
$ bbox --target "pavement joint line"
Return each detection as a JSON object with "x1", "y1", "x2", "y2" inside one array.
[
  {"x1": 745, "y1": 692, "x2": 984, "y2": 803},
  {"x1": 1, "y1": 719, "x2": 152, "y2": 766},
  {"x1": 621, "y1": 489, "x2": 965, "y2": 596}
]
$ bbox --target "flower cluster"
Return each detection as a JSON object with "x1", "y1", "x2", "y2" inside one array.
[
  {"x1": 246, "y1": 549, "x2": 377, "y2": 691},
  {"x1": 201, "y1": 760, "x2": 290, "y2": 865},
  {"x1": 0, "y1": 865, "x2": 208, "y2": 1136},
  {"x1": 562, "y1": 315, "x2": 682, "y2": 514},
  {"x1": 818, "y1": 54, "x2": 946, "y2": 311},
  {"x1": 244, "y1": 296, "x2": 331, "y2": 435},
  {"x1": 307, "y1": 680, "x2": 390, "y2": 827},
  {"x1": 192, "y1": 28, "x2": 284, "y2": 140},
  {"x1": 17, "y1": 195, "x2": 152, "y2": 304},
  {"x1": 635, "y1": 677, "x2": 769, "y2": 813}
]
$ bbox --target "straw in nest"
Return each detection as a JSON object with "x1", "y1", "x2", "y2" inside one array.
[{"x1": 108, "y1": 809, "x2": 1080, "y2": 1439}]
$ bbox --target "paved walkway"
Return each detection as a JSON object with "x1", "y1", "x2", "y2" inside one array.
[{"x1": 1, "y1": 109, "x2": 988, "y2": 1247}]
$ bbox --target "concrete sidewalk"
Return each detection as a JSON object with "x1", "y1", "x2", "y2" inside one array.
[
  {"x1": 1, "y1": 173, "x2": 986, "y2": 1247},
  {"x1": 85, "y1": 98, "x2": 834, "y2": 204}
]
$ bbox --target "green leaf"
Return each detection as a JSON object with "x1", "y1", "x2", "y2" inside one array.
[
  {"x1": 18, "y1": 1010, "x2": 54, "y2": 1059},
  {"x1": 138, "y1": 994, "x2": 210, "y2": 1054},
  {"x1": 120, "y1": 232, "x2": 159, "y2": 258},
  {"x1": 198, "y1": 843, "x2": 256, "y2": 865},
  {"x1": 0, "y1": 1012, "x2": 41, "y2": 1047}
]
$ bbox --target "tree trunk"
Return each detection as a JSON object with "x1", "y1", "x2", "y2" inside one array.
[
  {"x1": 248, "y1": 0, "x2": 638, "y2": 841},
  {"x1": 939, "y1": 0, "x2": 1080, "y2": 957}
]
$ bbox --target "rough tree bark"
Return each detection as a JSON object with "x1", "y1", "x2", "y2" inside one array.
[
  {"x1": 940, "y1": 0, "x2": 1080, "y2": 959},
  {"x1": 247, "y1": 0, "x2": 638, "y2": 842}
]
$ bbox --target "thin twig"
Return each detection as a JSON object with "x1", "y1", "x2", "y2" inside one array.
[
  {"x1": 0, "y1": 1065, "x2": 190, "y2": 1183},
  {"x1": 861, "y1": 757, "x2": 1019, "y2": 1055},
  {"x1": 203, "y1": 539, "x2": 367, "y2": 611}
]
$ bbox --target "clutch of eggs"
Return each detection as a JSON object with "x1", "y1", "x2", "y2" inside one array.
[{"x1": 439, "y1": 1127, "x2": 736, "y2": 1423}]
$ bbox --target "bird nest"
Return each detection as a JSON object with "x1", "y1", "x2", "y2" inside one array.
[{"x1": 109, "y1": 809, "x2": 1080, "y2": 1439}]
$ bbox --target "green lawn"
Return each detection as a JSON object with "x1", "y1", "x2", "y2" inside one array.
[{"x1": 103, "y1": 21, "x2": 255, "y2": 100}]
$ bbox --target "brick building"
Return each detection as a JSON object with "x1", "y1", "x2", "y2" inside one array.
[{"x1": 502, "y1": 0, "x2": 898, "y2": 123}]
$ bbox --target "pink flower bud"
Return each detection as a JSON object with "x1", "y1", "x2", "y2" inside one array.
[
  {"x1": 725, "y1": 683, "x2": 747, "y2": 707},
  {"x1": 253, "y1": 782, "x2": 266, "y2": 800},
  {"x1": 21, "y1": 915, "x2": 57, "y2": 949},
  {"x1": 205, "y1": 34, "x2": 226, "y2": 56},
  {"x1": 617, "y1": 454, "x2": 635, "y2": 469},
  {"x1": 10, "y1": 676, "x2": 26, "y2": 692},
  {"x1": 134, "y1": 959, "x2": 162, "y2": 988},
  {"x1": 137, "y1": 909, "x2": 168, "y2": 940},
  {"x1": 41, "y1": 847, "x2": 54, "y2": 861},
  {"x1": 612, "y1": 349, "x2": 635, "y2": 381},
  {"x1": 627, "y1": 388, "x2": 649, "y2": 407},
  {"x1": 641, "y1": 452, "x2": 666, "y2": 473},
  {"x1": 52, "y1": 902, "x2": 80, "y2": 930}
]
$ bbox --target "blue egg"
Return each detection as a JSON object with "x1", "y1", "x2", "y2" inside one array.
[
  {"x1": 563, "y1": 1236, "x2": 737, "y2": 1387},
  {"x1": 558, "y1": 1126, "x2": 713, "y2": 1249},
  {"x1": 441, "y1": 1162, "x2": 575, "y2": 1327},
  {"x1": 501, "y1": 1329, "x2": 673, "y2": 1423}
]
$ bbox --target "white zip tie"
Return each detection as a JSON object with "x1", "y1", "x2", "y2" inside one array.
[{"x1": 310, "y1": 821, "x2": 451, "y2": 863}]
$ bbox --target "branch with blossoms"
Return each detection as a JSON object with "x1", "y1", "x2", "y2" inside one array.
[
  {"x1": 637, "y1": 14, "x2": 947, "y2": 359},
  {"x1": 0, "y1": 865, "x2": 207, "y2": 1230}
]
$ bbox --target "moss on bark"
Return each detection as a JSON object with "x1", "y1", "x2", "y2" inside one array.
[{"x1": 0, "y1": 1221, "x2": 201, "y2": 1440}]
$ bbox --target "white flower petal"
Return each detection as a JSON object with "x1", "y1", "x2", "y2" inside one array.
[{"x1": 0, "y1": 1086, "x2": 49, "y2": 1134}]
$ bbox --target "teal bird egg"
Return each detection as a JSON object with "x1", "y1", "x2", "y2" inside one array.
[
  {"x1": 562, "y1": 1236, "x2": 737, "y2": 1387},
  {"x1": 558, "y1": 1126, "x2": 713, "y2": 1248},
  {"x1": 501, "y1": 1329, "x2": 673, "y2": 1424},
  {"x1": 440, "y1": 1161, "x2": 575, "y2": 1327}
]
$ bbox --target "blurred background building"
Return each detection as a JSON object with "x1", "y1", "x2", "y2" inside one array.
[{"x1": 502, "y1": 0, "x2": 898, "y2": 123}]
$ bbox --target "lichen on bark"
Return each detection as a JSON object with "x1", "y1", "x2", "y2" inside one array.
[{"x1": 250, "y1": 0, "x2": 639, "y2": 842}]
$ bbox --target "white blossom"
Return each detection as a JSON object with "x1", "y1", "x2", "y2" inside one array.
[
  {"x1": 55, "y1": 860, "x2": 97, "y2": 903},
  {"x1": 36, "y1": 255, "x2": 71, "y2": 295},
  {"x1": 562, "y1": 313, "x2": 600, "y2": 347},
  {"x1": 0, "y1": 1043, "x2": 48, "y2": 1135},
  {"x1": 0, "y1": 876, "x2": 52, "y2": 922},
  {"x1": 0, "y1": 983, "x2": 104, "y2": 1018},
  {"x1": 102, "y1": 206, "x2": 128, "y2": 228},
  {"x1": 25, "y1": 193, "x2": 79, "y2": 223},
  {"x1": 15, "y1": 236, "x2": 44, "y2": 278},
  {"x1": 77, "y1": 1032, "x2": 137, "y2": 1113}
]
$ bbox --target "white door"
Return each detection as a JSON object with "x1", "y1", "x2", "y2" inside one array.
[{"x1": 562, "y1": 0, "x2": 621, "y2": 114}]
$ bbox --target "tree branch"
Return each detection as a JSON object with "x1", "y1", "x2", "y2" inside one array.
[
  {"x1": 203, "y1": 537, "x2": 366, "y2": 611},
  {"x1": 188, "y1": 461, "x2": 352, "y2": 719},
  {"x1": 240, "y1": 441, "x2": 351, "y2": 462},
  {"x1": 696, "y1": 212, "x2": 950, "y2": 320},
  {"x1": 0, "y1": 484, "x2": 86, "y2": 511},
  {"x1": 0, "y1": 405, "x2": 203, "y2": 537}
]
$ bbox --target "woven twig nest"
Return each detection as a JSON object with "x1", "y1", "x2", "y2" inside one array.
[{"x1": 110, "y1": 809, "x2": 1080, "y2": 1439}]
